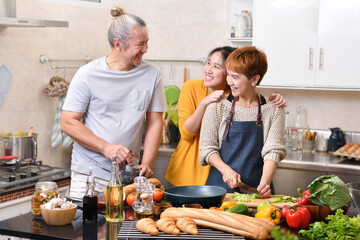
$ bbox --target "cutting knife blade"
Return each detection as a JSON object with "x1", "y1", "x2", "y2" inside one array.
[{"x1": 237, "y1": 181, "x2": 258, "y2": 194}]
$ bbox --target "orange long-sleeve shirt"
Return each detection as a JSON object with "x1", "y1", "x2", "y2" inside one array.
[{"x1": 165, "y1": 79, "x2": 211, "y2": 186}]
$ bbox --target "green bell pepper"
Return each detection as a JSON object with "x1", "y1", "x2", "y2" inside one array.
[{"x1": 226, "y1": 203, "x2": 249, "y2": 215}]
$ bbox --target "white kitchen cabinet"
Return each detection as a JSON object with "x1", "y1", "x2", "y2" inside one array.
[
  {"x1": 253, "y1": 0, "x2": 360, "y2": 89},
  {"x1": 316, "y1": 0, "x2": 360, "y2": 88}
]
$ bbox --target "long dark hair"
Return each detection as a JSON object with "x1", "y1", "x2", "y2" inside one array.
[{"x1": 207, "y1": 46, "x2": 237, "y2": 63}]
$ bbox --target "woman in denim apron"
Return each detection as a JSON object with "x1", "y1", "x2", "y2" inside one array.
[{"x1": 199, "y1": 46, "x2": 286, "y2": 198}]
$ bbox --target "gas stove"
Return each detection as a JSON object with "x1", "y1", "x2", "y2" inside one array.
[{"x1": 0, "y1": 161, "x2": 70, "y2": 194}]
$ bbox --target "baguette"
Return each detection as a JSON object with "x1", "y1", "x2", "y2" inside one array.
[
  {"x1": 194, "y1": 219, "x2": 258, "y2": 239},
  {"x1": 160, "y1": 207, "x2": 269, "y2": 240}
]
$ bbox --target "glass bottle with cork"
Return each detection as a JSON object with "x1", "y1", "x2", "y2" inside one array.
[
  {"x1": 83, "y1": 167, "x2": 98, "y2": 222},
  {"x1": 105, "y1": 155, "x2": 123, "y2": 222}
]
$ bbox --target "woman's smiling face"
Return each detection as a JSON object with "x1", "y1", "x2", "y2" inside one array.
[
  {"x1": 203, "y1": 51, "x2": 228, "y2": 92},
  {"x1": 226, "y1": 70, "x2": 253, "y2": 97}
]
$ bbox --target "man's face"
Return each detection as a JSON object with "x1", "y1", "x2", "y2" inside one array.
[{"x1": 121, "y1": 26, "x2": 149, "y2": 66}]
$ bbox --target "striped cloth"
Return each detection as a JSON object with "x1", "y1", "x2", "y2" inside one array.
[{"x1": 51, "y1": 94, "x2": 73, "y2": 148}]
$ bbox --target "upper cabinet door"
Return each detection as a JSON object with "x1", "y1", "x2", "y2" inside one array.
[
  {"x1": 253, "y1": 0, "x2": 319, "y2": 87},
  {"x1": 316, "y1": 0, "x2": 360, "y2": 88}
]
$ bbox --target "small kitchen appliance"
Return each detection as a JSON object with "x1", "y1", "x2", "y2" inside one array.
[{"x1": 328, "y1": 127, "x2": 345, "y2": 153}]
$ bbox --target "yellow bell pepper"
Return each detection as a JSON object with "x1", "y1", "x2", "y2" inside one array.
[
  {"x1": 220, "y1": 201, "x2": 236, "y2": 211},
  {"x1": 255, "y1": 205, "x2": 281, "y2": 224}
]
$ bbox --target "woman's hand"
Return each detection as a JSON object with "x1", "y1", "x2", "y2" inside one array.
[
  {"x1": 133, "y1": 163, "x2": 153, "y2": 178},
  {"x1": 103, "y1": 144, "x2": 134, "y2": 168},
  {"x1": 201, "y1": 90, "x2": 224, "y2": 107},
  {"x1": 268, "y1": 93, "x2": 287, "y2": 108},
  {"x1": 257, "y1": 182, "x2": 272, "y2": 198},
  {"x1": 221, "y1": 166, "x2": 241, "y2": 189}
]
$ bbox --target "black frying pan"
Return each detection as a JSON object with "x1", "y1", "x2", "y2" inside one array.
[{"x1": 163, "y1": 185, "x2": 226, "y2": 208}]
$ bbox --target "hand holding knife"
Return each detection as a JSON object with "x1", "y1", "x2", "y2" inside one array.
[{"x1": 237, "y1": 180, "x2": 258, "y2": 194}]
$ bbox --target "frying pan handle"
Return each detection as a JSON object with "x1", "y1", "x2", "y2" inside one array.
[{"x1": 0, "y1": 155, "x2": 19, "y2": 161}]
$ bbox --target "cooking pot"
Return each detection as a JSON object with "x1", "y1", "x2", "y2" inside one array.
[
  {"x1": 163, "y1": 185, "x2": 226, "y2": 208},
  {"x1": 0, "y1": 133, "x2": 37, "y2": 164}
]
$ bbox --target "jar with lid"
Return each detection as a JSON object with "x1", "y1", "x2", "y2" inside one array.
[{"x1": 32, "y1": 181, "x2": 59, "y2": 217}]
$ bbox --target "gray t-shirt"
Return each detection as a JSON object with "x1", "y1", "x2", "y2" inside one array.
[{"x1": 63, "y1": 56, "x2": 167, "y2": 181}]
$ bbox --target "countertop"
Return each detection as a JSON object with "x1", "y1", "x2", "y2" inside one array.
[
  {"x1": 156, "y1": 145, "x2": 360, "y2": 174},
  {"x1": 0, "y1": 205, "x2": 358, "y2": 240}
]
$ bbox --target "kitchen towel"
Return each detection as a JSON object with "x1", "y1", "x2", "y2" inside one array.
[
  {"x1": 0, "y1": 65, "x2": 12, "y2": 109},
  {"x1": 51, "y1": 94, "x2": 73, "y2": 148}
]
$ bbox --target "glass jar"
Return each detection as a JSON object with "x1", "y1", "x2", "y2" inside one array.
[
  {"x1": 290, "y1": 129, "x2": 299, "y2": 151},
  {"x1": 32, "y1": 181, "x2": 59, "y2": 217}
]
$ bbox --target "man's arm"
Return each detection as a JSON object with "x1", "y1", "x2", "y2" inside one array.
[
  {"x1": 60, "y1": 110, "x2": 133, "y2": 167},
  {"x1": 135, "y1": 111, "x2": 163, "y2": 178}
]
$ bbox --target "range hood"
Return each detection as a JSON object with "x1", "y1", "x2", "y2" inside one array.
[{"x1": 0, "y1": 0, "x2": 68, "y2": 27}]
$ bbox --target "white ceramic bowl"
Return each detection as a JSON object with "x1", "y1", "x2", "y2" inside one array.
[{"x1": 40, "y1": 204, "x2": 77, "y2": 226}]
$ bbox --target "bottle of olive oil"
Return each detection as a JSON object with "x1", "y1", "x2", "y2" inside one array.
[
  {"x1": 83, "y1": 167, "x2": 98, "y2": 222},
  {"x1": 106, "y1": 160, "x2": 123, "y2": 222}
]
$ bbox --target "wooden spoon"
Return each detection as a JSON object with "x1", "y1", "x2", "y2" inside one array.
[{"x1": 28, "y1": 126, "x2": 34, "y2": 137}]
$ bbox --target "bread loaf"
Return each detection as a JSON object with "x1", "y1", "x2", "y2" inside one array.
[
  {"x1": 160, "y1": 207, "x2": 271, "y2": 240},
  {"x1": 148, "y1": 178, "x2": 162, "y2": 188}
]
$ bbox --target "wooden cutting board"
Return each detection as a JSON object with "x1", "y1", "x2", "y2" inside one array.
[{"x1": 222, "y1": 193, "x2": 298, "y2": 208}]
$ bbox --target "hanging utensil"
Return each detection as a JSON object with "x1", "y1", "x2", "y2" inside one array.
[
  {"x1": 164, "y1": 62, "x2": 180, "y2": 105},
  {"x1": 28, "y1": 126, "x2": 34, "y2": 137},
  {"x1": 183, "y1": 66, "x2": 188, "y2": 83}
]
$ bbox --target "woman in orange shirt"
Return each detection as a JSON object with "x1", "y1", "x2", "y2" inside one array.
[{"x1": 165, "y1": 46, "x2": 286, "y2": 186}]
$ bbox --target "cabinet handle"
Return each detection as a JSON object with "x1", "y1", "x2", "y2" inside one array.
[
  {"x1": 309, "y1": 48, "x2": 313, "y2": 70},
  {"x1": 319, "y1": 48, "x2": 324, "y2": 71}
]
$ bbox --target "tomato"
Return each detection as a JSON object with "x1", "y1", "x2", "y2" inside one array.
[
  {"x1": 152, "y1": 188, "x2": 165, "y2": 202},
  {"x1": 281, "y1": 205, "x2": 290, "y2": 219},
  {"x1": 126, "y1": 192, "x2": 137, "y2": 207},
  {"x1": 125, "y1": 208, "x2": 135, "y2": 220}
]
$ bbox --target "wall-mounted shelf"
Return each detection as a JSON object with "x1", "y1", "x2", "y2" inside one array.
[{"x1": 228, "y1": 37, "x2": 252, "y2": 43}]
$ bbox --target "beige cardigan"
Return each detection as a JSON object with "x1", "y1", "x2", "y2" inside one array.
[{"x1": 199, "y1": 98, "x2": 287, "y2": 166}]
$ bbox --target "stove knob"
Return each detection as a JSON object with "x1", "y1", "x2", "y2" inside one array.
[
  {"x1": 20, "y1": 173, "x2": 27, "y2": 179},
  {"x1": 9, "y1": 175, "x2": 16, "y2": 182},
  {"x1": 31, "y1": 171, "x2": 37, "y2": 176}
]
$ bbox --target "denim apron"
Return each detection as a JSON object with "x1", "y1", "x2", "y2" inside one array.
[{"x1": 205, "y1": 94, "x2": 274, "y2": 193}]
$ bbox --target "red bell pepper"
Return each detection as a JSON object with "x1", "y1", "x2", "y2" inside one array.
[
  {"x1": 285, "y1": 206, "x2": 311, "y2": 229},
  {"x1": 297, "y1": 188, "x2": 314, "y2": 205}
]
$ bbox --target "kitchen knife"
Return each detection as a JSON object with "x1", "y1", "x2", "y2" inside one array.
[{"x1": 237, "y1": 181, "x2": 258, "y2": 194}]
